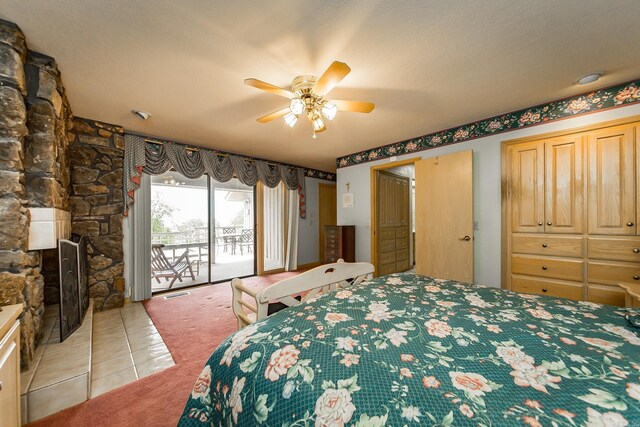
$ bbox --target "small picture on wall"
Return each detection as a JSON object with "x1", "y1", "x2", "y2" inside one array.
[{"x1": 343, "y1": 193, "x2": 354, "y2": 208}]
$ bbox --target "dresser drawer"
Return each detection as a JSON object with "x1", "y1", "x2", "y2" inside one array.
[
  {"x1": 587, "y1": 261, "x2": 640, "y2": 286},
  {"x1": 378, "y1": 262, "x2": 396, "y2": 276},
  {"x1": 512, "y1": 235, "x2": 583, "y2": 257},
  {"x1": 326, "y1": 247, "x2": 339, "y2": 257},
  {"x1": 379, "y1": 239, "x2": 396, "y2": 253},
  {"x1": 325, "y1": 238, "x2": 339, "y2": 249},
  {"x1": 325, "y1": 227, "x2": 338, "y2": 238},
  {"x1": 396, "y1": 248, "x2": 409, "y2": 262},
  {"x1": 396, "y1": 259, "x2": 410, "y2": 272},
  {"x1": 395, "y1": 227, "x2": 409, "y2": 239},
  {"x1": 325, "y1": 255, "x2": 338, "y2": 263},
  {"x1": 395, "y1": 238, "x2": 409, "y2": 250},
  {"x1": 588, "y1": 237, "x2": 640, "y2": 262},
  {"x1": 379, "y1": 251, "x2": 395, "y2": 265},
  {"x1": 511, "y1": 276, "x2": 583, "y2": 301},
  {"x1": 511, "y1": 255, "x2": 584, "y2": 282},
  {"x1": 379, "y1": 228, "x2": 395, "y2": 240},
  {"x1": 587, "y1": 284, "x2": 627, "y2": 307}
]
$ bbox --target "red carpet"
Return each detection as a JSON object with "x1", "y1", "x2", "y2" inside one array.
[{"x1": 28, "y1": 271, "x2": 300, "y2": 427}]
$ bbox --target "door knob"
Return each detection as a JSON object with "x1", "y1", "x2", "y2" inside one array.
[
  {"x1": 542, "y1": 266, "x2": 548, "y2": 270},
  {"x1": 459, "y1": 236, "x2": 471, "y2": 241},
  {"x1": 627, "y1": 222, "x2": 634, "y2": 227},
  {"x1": 542, "y1": 243, "x2": 548, "y2": 248},
  {"x1": 634, "y1": 275, "x2": 640, "y2": 280},
  {"x1": 634, "y1": 248, "x2": 640, "y2": 254}
]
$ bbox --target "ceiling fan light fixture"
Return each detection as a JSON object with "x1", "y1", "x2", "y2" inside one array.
[
  {"x1": 283, "y1": 112, "x2": 298, "y2": 128},
  {"x1": 289, "y1": 98, "x2": 305, "y2": 115},
  {"x1": 321, "y1": 102, "x2": 337, "y2": 120}
]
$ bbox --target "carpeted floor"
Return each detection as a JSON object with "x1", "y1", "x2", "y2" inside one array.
[{"x1": 28, "y1": 271, "x2": 300, "y2": 427}]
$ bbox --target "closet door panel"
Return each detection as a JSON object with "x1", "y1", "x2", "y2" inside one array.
[
  {"x1": 587, "y1": 125, "x2": 635, "y2": 235},
  {"x1": 510, "y1": 142, "x2": 544, "y2": 233},
  {"x1": 544, "y1": 136, "x2": 583, "y2": 233}
]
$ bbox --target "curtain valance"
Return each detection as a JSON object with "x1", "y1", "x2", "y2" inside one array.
[{"x1": 124, "y1": 134, "x2": 306, "y2": 216}]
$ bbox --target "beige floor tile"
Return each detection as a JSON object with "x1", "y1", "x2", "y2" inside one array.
[
  {"x1": 90, "y1": 367, "x2": 137, "y2": 398},
  {"x1": 131, "y1": 342, "x2": 170, "y2": 365},
  {"x1": 92, "y1": 353, "x2": 135, "y2": 380},
  {"x1": 136, "y1": 353, "x2": 175, "y2": 379},
  {"x1": 124, "y1": 324, "x2": 158, "y2": 340},
  {"x1": 92, "y1": 344, "x2": 131, "y2": 364},
  {"x1": 129, "y1": 332, "x2": 164, "y2": 351},
  {"x1": 92, "y1": 335, "x2": 130, "y2": 351},
  {"x1": 30, "y1": 356, "x2": 90, "y2": 390},
  {"x1": 93, "y1": 331, "x2": 128, "y2": 347},
  {"x1": 28, "y1": 374, "x2": 88, "y2": 422}
]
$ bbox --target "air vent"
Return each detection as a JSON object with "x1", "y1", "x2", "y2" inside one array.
[{"x1": 163, "y1": 291, "x2": 191, "y2": 299}]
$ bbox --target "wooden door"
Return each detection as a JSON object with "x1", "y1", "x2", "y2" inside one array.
[
  {"x1": 544, "y1": 136, "x2": 584, "y2": 234},
  {"x1": 396, "y1": 177, "x2": 410, "y2": 227},
  {"x1": 415, "y1": 150, "x2": 474, "y2": 282},
  {"x1": 587, "y1": 125, "x2": 636, "y2": 235},
  {"x1": 318, "y1": 184, "x2": 336, "y2": 262},
  {"x1": 510, "y1": 142, "x2": 545, "y2": 233}
]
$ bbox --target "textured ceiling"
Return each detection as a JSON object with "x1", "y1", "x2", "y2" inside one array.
[{"x1": 2, "y1": 1, "x2": 640, "y2": 171}]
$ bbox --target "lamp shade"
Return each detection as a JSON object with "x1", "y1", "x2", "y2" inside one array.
[
  {"x1": 289, "y1": 98, "x2": 304, "y2": 115},
  {"x1": 283, "y1": 112, "x2": 298, "y2": 127},
  {"x1": 321, "y1": 103, "x2": 337, "y2": 120}
]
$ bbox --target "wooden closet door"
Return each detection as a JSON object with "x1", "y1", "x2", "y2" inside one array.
[
  {"x1": 588, "y1": 125, "x2": 636, "y2": 235},
  {"x1": 396, "y1": 177, "x2": 410, "y2": 227},
  {"x1": 544, "y1": 136, "x2": 584, "y2": 233},
  {"x1": 510, "y1": 142, "x2": 544, "y2": 233}
]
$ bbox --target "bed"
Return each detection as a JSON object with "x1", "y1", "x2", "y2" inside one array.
[{"x1": 179, "y1": 273, "x2": 640, "y2": 426}]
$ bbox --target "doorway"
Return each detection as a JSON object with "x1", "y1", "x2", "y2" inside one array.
[
  {"x1": 371, "y1": 161, "x2": 416, "y2": 276},
  {"x1": 150, "y1": 171, "x2": 256, "y2": 293}
]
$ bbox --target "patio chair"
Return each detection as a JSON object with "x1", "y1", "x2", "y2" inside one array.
[
  {"x1": 238, "y1": 229, "x2": 253, "y2": 255},
  {"x1": 231, "y1": 259, "x2": 374, "y2": 329},
  {"x1": 151, "y1": 244, "x2": 196, "y2": 288}
]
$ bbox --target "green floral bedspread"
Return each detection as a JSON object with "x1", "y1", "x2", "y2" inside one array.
[{"x1": 179, "y1": 273, "x2": 640, "y2": 426}]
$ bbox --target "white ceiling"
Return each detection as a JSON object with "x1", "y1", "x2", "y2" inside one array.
[{"x1": 2, "y1": 1, "x2": 640, "y2": 171}]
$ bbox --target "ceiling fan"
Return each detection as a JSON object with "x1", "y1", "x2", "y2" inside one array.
[{"x1": 245, "y1": 61, "x2": 375, "y2": 138}]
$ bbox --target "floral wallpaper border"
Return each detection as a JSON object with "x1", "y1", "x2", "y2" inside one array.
[{"x1": 336, "y1": 79, "x2": 640, "y2": 168}]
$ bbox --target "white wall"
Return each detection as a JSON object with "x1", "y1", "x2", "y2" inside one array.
[
  {"x1": 297, "y1": 177, "x2": 335, "y2": 265},
  {"x1": 337, "y1": 104, "x2": 640, "y2": 287}
]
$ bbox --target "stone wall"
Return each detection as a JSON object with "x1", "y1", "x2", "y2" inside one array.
[
  {"x1": 69, "y1": 118, "x2": 125, "y2": 311},
  {"x1": 0, "y1": 19, "x2": 73, "y2": 369}
]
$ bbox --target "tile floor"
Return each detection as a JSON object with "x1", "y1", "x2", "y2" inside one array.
[{"x1": 91, "y1": 302, "x2": 175, "y2": 397}]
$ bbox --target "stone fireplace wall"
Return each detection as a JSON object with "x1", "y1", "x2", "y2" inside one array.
[
  {"x1": 69, "y1": 118, "x2": 125, "y2": 311},
  {"x1": 0, "y1": 19, "x2": 73, "y2": 369}
]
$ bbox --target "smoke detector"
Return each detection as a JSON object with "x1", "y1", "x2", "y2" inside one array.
[{"x1": 131, "y1": 110, "x2": 151, "y2": 120}]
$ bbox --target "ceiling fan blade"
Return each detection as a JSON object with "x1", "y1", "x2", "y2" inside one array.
[
  {"x1": 331, "y1": 100, "x2": 375, "y2": 113},
  {"x1": 313, "y1": 61, "x2": 351, "y2": 96},
  {"x1": 257, "y1": 107, "x2": 290, "y2": 123},
  {"x1": 245, "y1": 78, "x2": 295, "y2": 99}
]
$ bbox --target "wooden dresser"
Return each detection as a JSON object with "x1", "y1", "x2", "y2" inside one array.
[
  {"x1": 0, "y1": 304, "x2": 21, "y2": 427},
  {"x1": 504, "y1": 119, "x2": 640, "y2": 306},
  {"x1": 324, "y1": 225, "x2": 355, "y2": 263},
  {"x1": 376, "y1": 171, "x2": 411, "y2": 276}
]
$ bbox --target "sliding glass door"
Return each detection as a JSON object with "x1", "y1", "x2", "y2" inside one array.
[
  {"x1": 211, "y1": 178, "x2": 255, "y2": 282},
  {"x1": 150, "y1": 172, "x2": 209, "y2": 292},
  {"x1": 150, "y1": 171, "x2": 255, "y2": 293}
]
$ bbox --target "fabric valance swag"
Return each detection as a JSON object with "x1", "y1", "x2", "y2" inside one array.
[{"x1": 123, "y1": 134, "x2": 306, "y2": 216}]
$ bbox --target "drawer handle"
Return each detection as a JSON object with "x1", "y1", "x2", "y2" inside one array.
[
  {"x1": 627, "y1": 222, "x2": 634, "y2": 227},
  {"x1": 459, "y1": 235, "x2": 471, "y2": 241},
  {"x1": 542, "y1": 266, "x2": 548, "y2": 270},
  {"x1": 546, "y1": 222, "x2": 552, "y2": 226},
  {"x1": 634, "y1": 276, "x2": 640, "y2": 280},
  {"x1": 634, "y1": 248, "x2": 640, "y2": 254},
  {"x1": 542, "y1": 243, "x2": 548, "y2": 248},
  {"x1": 538, "y1": 222, "x2": 543, "y2": 226},
  {"x1": 542, "y1": 288, "x2": 548, "y2": 293}
]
